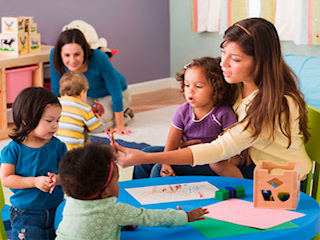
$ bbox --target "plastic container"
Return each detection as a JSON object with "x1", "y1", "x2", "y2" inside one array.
[
  {"x1": 7, "y1": 108, "x2": 13, "y2": 123},
  {"x1": 6, "y1": 65, "x2": 38, "y2": 103}
]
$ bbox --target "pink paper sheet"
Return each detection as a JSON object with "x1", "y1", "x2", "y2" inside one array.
[{"x1": 204, "y1": 199, "x2": 305, "y2": 229}]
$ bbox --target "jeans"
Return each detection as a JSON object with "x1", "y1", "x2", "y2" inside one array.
[
  {"x1": 150, "y1": 164, "x2": 218, "y2": 177},
  {"x1": 132, "y1": 146, "x2": 164, "y2": 179},
  {"x1": 10, "y1": 206, "x2": 56, "y2": 240},
  {"x1": 133, "y1": 146, "x2": 256, "y2": 179}
]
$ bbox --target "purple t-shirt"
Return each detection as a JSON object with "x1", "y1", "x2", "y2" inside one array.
[{"x1": 172, "y1": 102, "x2": 237, "y2": 143}]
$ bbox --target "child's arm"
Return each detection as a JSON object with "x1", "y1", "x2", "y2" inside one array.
[
  {"x1": 160, "y1": 126, "x2": 183, "y2": 177},
  {"x1": 115, "y1": 202, "x2": 208, "y2": 228},
  {"x1": 164, "y1": 126, "x2": 183, "y2": 152},
  {"x1": 0, "y1": 163, "x2": 54, "y2": 192}
]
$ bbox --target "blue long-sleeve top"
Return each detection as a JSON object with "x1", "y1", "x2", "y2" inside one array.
[{"x1": 50, "y1": 48, "x2": 128, "y2": 112}]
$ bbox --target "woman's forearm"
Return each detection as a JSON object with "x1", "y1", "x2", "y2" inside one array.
[
  {"x1": 114, "y1": 111, "x2": 125, "y2": 128},
  {"x1": 144, "y1": 147, "x2": 193, "y2": 165}
]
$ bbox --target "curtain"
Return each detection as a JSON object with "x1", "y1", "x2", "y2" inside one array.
[{"x1": 191, "y1": 0, "x2": 320, "y2": 45}]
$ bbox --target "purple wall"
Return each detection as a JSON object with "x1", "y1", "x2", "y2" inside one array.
[{"x1": 1, "y1": 0, "x2": 170, "y2": 84}]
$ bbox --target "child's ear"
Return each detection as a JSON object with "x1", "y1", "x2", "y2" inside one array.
[
  {"x1": 100, "y1": 187, "x2": 109, "y2": 199},
  {"x1": 79, "y1": 90, "x2": 87, "y2": 98}
]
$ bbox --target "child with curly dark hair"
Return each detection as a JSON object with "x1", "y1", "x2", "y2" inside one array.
[
  {"x1": 56, "y1": 143, "x2": 208, "y2": 239},
  {"x1": 134, "y1": 56, "x2": 243, "y2": 179}
]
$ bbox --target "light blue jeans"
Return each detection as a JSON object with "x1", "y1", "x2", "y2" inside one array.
[{"x1": 10, "y1": 206, "x2": 56, "y2": 240}]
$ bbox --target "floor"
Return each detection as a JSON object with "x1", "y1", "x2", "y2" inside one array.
[
  {"x1": 130, "y1": 88, "x2": 185, "y2": 113},
  {"x1": 0, "y1": 88, "x2": 185, "y2": 141},
  {"x1": 0, "y1": 88, "x2": 185, "y2": 205}
]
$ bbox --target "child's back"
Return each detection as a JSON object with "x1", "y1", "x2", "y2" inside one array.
[
  {"x1": 55, "y1": 72, "x2": 103, "y2": 150},
  {"x1": 57, "y1": 143, "x2": 208, "y2": 239}
]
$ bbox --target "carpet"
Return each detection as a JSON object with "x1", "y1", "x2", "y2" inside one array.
[
  {"x1": 91, "y1": 105, "x2": 180, "y2": 147},
  {"x1": 90, "y1": 136, "x2": 150, "y2": 150}
]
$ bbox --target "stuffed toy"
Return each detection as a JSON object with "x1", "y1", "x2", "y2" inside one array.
[{"x1": 62, "y1": 20, "x2": 113, "y2": 57}]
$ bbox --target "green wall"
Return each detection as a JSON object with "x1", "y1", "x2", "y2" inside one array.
[{"x1": 170, "y1": 0, "x2": 320, "y2": 77}]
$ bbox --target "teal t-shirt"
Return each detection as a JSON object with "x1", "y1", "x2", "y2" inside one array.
[
  {"x1": 0, "y1": 137, "x2": 67, "y2": 210},
  {"x1": 50, "y1": 49, "x2": 127, "y2": 112}
]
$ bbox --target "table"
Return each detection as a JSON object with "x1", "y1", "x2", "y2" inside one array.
[
  {"x1": 54, "y1": 176, "x2": 320, "y2": 240},
  {"x1": 0, "y1": 45, "x2": 53, "y2": 138}
]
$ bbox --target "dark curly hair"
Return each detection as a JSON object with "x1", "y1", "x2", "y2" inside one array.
[
  {"x1": 59, "y1": 143, "x2": 115, "y2": 200},
  {"x1": 176, "y1": 56, "x2": 237, "y2": 107}
]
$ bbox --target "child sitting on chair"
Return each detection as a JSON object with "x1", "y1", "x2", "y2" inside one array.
[
  {"x1": 56, "y1": 143, "x2": 208, "y2": 239},
  {"x1": 55, "y1": 72, "x2": 104, "y2": 150}
]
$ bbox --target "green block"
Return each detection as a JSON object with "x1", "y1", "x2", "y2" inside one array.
[
  {"x1": 235, "y1": 186, "x2": 245, "y2": 198},
  {"x1": 215, "y1": 189, "x2": 230, "y2": 200}
]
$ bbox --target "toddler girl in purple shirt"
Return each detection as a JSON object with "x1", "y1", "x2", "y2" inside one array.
[{"x1": 150, "y1": 57, "x2": 243, "y2": 178}]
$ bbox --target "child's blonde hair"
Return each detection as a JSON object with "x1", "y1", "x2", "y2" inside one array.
[{"x1": 59, "y1": 72, "x2": 89, "y2": 97}]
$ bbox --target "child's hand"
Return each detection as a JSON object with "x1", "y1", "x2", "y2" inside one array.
[
  {"x1": 47, "y1": 172, "x2": 58, "y2": 194},
  {"x1": 177, "y1": 206, "x2": 209, "y2": 222},
  {"x1": 34, "y1": 176, "x2": 54, "y2": 192},
  {"x1": 160, "y1": 164, "x2": 176, "y2": 177},
  {"x1": 113, "y1": 126, "x2": 133, "y2": 135}
]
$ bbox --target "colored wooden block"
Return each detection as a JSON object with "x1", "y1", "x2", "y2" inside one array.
[
  {"x1": 215, "y1": 189, "x2": 230, "y2": 200},
  {"x1": 29, "y1": 33, "x2": 41, "y2": 53},
  {"x1": 2, "y1": 16, "x2": 25, "y2": 34},
  {"x1": 235, "y1": 186, "x2": 245, "y2": 198},
  {"x1": 0, "y1": 33, "x2": 28, "y2": 56},
  {"x1": 0, "y1": 33, "x2": 18, "y2": 55},
  {"x1": 18, "y1": 32, "x2": 28, "y2": 55},
  {"x1": 26, "y1": 23, "x2": 37, "y2": 34},
  {"x1": 23, "y1": 16, "x2": 34, "y2": 24},
  {"x1": 225, "y1": 186, "x2": 236, "y2": 198},
  {"x1": 253, "y1": 160, "x2": 300, "y2": 210}
]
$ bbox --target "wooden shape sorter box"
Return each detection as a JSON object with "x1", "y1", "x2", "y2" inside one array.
[{"x1": 253, "y1": 160, "x2": 300, "y2": 210}]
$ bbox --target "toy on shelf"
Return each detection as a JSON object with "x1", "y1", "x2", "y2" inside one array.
[
  {"x1": 62, "y1": 20, "x2": 117, "y2": 61},
  {"x1": 0, "y1": 15, "x2": 41, "y2": 56},
  {"x1": 253, "y1": 160, "x2": 300, "y2": 210}
]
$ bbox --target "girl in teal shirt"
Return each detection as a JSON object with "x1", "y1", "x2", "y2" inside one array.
[{"x1": 0, "y1": 87, "x2": 67, "y2": 240}]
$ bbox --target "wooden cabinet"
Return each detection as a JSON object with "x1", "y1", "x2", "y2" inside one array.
[{"x1": 0, "y1": 45, "x2": 53, "y2": 138}]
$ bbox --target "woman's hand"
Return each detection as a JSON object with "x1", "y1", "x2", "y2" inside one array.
[
  {"x1": 114, "y1": 143, "x2": 144, "y2": 168},
  {"x1": 113, "y1": 125, "x2": 133, "y2": 135},
  {"x1": 160, "y1": 164, "x2": 176, "y2": 177},
  {"x1": 114, "y1": 111, "x2": 133, "y2": 135}
]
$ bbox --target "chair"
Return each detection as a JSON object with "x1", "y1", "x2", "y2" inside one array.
[
  {"x1": 0, "y1": 181, "x2": 8, "y2": 240},
  {"x1": 305, "y1": 105, "x2": 320, "y2": 240}
]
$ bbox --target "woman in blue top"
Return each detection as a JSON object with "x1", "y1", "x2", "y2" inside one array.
[
  {"x1": 50, "y1": 29, "x2": 133, "y2": 134},
  {"x1": 0, "y1": 87, "x2": 67, "y2": 239}
]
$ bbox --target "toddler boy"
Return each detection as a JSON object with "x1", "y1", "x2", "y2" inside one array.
[{"x1": 55, "y1": 72, "x2": 103, "y2": 150}]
